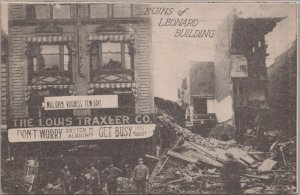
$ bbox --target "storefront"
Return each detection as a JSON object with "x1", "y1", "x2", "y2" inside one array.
[{"x1": 6, "y1": 3, "x2": 155, "y2": 193}]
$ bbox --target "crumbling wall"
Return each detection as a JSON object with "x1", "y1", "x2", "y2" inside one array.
[{"x1": 154, "y1": 97, "x2": 185, "y2": 126}]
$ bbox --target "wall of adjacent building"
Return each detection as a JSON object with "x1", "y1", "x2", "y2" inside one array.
[
  {"x1": 267, "y1": 40, "x2": 297, "y2": 136},
  {"x1": 213, "y1": 13, "x2": 235, "y2": 123}
]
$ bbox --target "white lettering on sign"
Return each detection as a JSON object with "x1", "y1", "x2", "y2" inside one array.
[
  {"x1": 8, "y1": 124, "x2": 156, "y2": 142},
  {"x1": 44, "y1": 95, "x2": 118, "y2": 110}
]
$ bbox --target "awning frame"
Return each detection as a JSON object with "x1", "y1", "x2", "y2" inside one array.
[{"x1": 88, "y1": 82, "x2": 137, "y2": 98}]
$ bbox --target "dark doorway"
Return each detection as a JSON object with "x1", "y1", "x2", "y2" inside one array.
[{"x1": 193, "y1": 98, "x2": 207, "y2": 114}]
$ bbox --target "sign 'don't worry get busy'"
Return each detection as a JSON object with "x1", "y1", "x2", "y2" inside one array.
[{"x1": 8, "y1": 114, "x2": 156, "y2": 143}]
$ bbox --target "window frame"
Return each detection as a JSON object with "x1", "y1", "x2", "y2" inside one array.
[
  {"x1": 90, "y1": 41, "x2": 133, "y2": 71},
  {"x1": 27, "y1": 43, "x2": 72, "y2": 75}
]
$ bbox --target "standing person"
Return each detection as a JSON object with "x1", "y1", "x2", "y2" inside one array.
[
  {"x1": 123, "y1": 163, "x2": 132, "y2": 179},
  {"x1": 60, "y1": 165, "x2": 71, "y2": 194},
  {"x1": 221, "y1": 153, "x2": 245, "y2": 194},
  {"x1": 132, "y1": 158, "x2": 149, "y2": 194},
  {"x1": 89, "y1": 165, "x2": 100, "y2": 194},
  {"x1": 101, "y1": 162, "x2": 122, "y2": 195}
]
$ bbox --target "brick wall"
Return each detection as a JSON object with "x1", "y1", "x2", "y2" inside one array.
[
  {"x1": 134, "y1": 21, "x2": 153, "y2": 113},
  {"x1": 8, "y1": 25, "x2": 26, "y2": 118},
  {"x1": 1, "y1": 32, "x2": 8, "y2": 127}
]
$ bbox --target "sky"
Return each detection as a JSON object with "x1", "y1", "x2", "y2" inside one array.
[
  {"x1": 1, "y1": 2, "x2": 297, "y2": 101},
  {"x1": 151, "y1": 3, "x2": 297, "y2": 101}
]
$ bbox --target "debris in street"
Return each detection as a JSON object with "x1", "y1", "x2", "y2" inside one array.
[
  {"x1": 148, "y1": 108, "x2": 297, "y2": 194},
  {"x1": 117, "y1": 177, "x2": 136, "y2": 193},
  {"x1": 258, "y1": 159, "x2": 277, "y2": 172}
]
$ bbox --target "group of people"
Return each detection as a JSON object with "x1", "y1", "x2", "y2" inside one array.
[{"x1": 60, "y1": 158, "x2": 149, "y2": 194}]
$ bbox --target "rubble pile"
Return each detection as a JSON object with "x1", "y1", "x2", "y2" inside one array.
[
  {"x1": 149, "y1": 109, "x2": 296, "y2": 194},
  {"x1": 117, "y1": 177, "x2": 136, "y2": 193}
]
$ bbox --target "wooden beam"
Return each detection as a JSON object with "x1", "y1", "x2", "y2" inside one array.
[{"x1": 145, "y1": 154, "x2": 160, "y2": 161}]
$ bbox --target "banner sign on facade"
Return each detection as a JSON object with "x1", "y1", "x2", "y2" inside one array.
[
  {"x1": 8, "y1": 124, "x2": 156, "y2": 142},
  {"x1": 43, "y1": 95, "x2": 118, "y2": 110},
  {"x1": 8, "y1": 114, "x2": 156, "y2": 142}
]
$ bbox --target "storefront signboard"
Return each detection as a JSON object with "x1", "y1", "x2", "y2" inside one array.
[
  {"x1": 8, "y1": 114, "x2": 156, "y2": 142},
  {"x1": 43, "y1": 95, "x2": 118, "y2": 110}
]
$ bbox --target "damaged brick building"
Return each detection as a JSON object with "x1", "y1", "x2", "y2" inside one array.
[{"x1": 213, "y1": 13, "x2": 284, "y2": 142}]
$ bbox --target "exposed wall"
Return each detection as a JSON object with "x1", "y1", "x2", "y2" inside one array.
[
  {"x1": 189, "y1": 61, "x2": 214, "y2": 97},
  {"x1": 213, "y1": 13, "x2": 235, "y2": 102}
]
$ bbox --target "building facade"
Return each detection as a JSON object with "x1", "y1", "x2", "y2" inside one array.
[{"x1": 6, "y1": 2, "x2": 156, "y2": 179}]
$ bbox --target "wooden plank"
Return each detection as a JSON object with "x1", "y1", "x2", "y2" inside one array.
[
  {"x1": 157, "y1": 137, "x2": 184, "y2": 175},
  {"x1": 167, "y1": 150, "x2": 198, "y2": 163}
]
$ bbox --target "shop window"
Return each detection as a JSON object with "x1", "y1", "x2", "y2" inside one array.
[
  {"x1": 53, "y1": 4, "x2": 71, "y2": 19},
  {"x1": 89, "y1": 4, "x2": 108, "y2": 18},
  {"x1": 28, "y1": 44, "x2": 71, "y2": 74},
  {"x1": 26, "y1": 4, "x2": 71, "y2": 19},
  {"x1": 90, "y1": 42, "x2": 132, "y2": 71},
  {"x1": 112, "y1": 4, "x2": 132, "y2": 18},
  {"x1": 28, "y1": 89, "x2": 73, "y2": 118}
]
